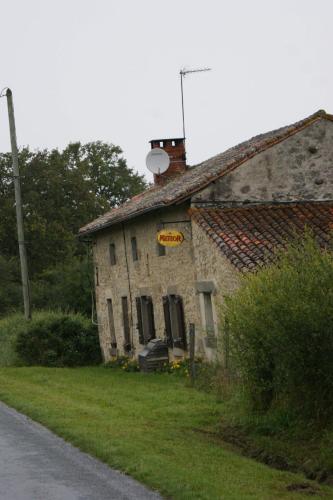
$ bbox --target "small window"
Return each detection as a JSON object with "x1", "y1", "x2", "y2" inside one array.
[
  {"x1": 162, "y1": 295, "x2": 186, "y2": 350},
  {"x1": 172, "y1": 140, "x2": 176, "y2": 146},
  {"x1": 131, "y1": 236, "x2": 138, "y2": 261},
  {"x1": 203, "y1": 292, "x2": 215, "y2": 336},
  {"x1": 107, "y1": 299, "x2": 117, "y2": 348},
  {"x1": 121, "y1": 296, "x2": 131, "y2": 352},
  {"x1": 159, "y1": 141, "x2": 164, "y2": 147},
  {"x1": 95, "y1": 266, "x2": 99, "y2": 286},
  {"x1": 109, "y1": 243, "x2": 116, "y2": 266},
  {"x1": 136, "y1": 296, "x2": 156, "y2": 344},
  {"x1": 157, "y1": 242, "x2": 166, "y2": 256}
]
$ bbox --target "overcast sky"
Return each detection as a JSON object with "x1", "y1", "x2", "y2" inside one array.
[{"x1": 0, "y1": 0, "x2": 332, "y2": 182}]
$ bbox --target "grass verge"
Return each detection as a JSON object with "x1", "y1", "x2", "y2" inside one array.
[
  {"x1": 216, "y1": 388, "x2": 333, "y2": 484},
  {"x1": 0, "y1": 367, "x2": 332, "y2": 499}
]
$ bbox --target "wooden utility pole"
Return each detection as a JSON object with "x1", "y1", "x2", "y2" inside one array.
[{"x1": 6, "y1": 89, "x2": 31, "y2": 319}]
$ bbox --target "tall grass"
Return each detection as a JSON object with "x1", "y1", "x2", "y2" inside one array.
[{"x1": 0, "y1": 312, "x2": 27, "y2": 366}]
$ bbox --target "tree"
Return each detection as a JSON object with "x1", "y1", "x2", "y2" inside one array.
[
  {"x1": 0, "y1": 255, "x2": 22, "y2": 316},
  {"x1": 0, "y1": 141, "x2": 147, "y2": 276}
]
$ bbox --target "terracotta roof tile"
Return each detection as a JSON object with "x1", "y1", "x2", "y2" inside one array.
[
  {"x1": 79, "y1": 110, "x2": 333, "y2": 236},
  {"x1": 190, "y1": 202, "x2": 333, "y2": 272}
]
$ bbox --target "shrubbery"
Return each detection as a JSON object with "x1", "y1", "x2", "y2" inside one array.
[
  {"x1": 14, "y1": 311, "x2": 101, "y2": 367},
  {"x1": 224, "y1": 233, "x2": 333, "y2": 419}
]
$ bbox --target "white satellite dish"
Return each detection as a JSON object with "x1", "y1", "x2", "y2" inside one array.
[{"x1": 146, "y1": 148, "x2": 170, "y2": 175}]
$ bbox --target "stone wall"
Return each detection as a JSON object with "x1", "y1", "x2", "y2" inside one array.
[
  {"x1": 191, "y1": 221, "x2": 240, "y2": 361},
  {"x1": 93, "y1": 202, "x2": 203, "y2": 361},
  {"x1": 193, "y1": 120, "x2": 333, "y2": 204}
]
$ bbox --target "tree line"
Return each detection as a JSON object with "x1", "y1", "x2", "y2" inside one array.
[{"x1": 0, "y1": 141, "x2": 147, "y2": 317}]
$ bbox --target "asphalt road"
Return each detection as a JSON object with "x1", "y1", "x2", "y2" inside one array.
[{"x1": 0, "y1": 401, "x2": 162, "y2": 500}]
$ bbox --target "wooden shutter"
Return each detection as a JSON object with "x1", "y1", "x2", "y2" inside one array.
[
  {"x1": 169, "y1": 295, "x2": 187, "y2": 350},
  {"x1": 141, "y1": 296, "x2": 155, "y2": 343},
  {"x1": 107, "y1": 298, "x2": 117, "y2": 348},
  {"x1": 146, "y1": 296, "x2": 156, "y2": 341},
  {"x1": 163, "y1": 296, "x2": 173, "y2": 347},
  {"x1": 121, "y1": 296, "x2": 131, "y2": 351},
  {"x1": 136, "y1": 297, "x2": 145, "y2": 345},
  {"x1": 175, "y1": 295, "x2": 187, "y2": 350}
]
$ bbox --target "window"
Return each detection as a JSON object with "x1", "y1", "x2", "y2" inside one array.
[
  {"x1": 95, "y1": 266, "x2": 99, "y2": 286},
  {"x1": 203, "y1": 292, "x2": 215, "y2": 336},
  {"x1": 106, "y1": 299, "x2": 117, "y2": 348},
  {"x1": 109, "y1": 243, "x2": 116, "y2": 266},
  {"x1": 121, "y1": 296, "x2": 131, "y2": 352},
  {"x1": 162, "y1": 295, "x2": 186, "y2": 350},
  {"x1": 131, "y1": 236, "x2": 138, "y2": 261},
  {"x1": 136, "y1": 296, "x2": 156, "y2": 344},
  {"x1": 156, "y1": 242, "x2": 166, "y2": 256}
]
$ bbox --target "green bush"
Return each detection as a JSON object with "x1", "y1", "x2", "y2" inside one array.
[
  {"x1": 15, "y1": 311, "x2": 102, "y2": 367},
  {"x1": 224, "y1": 233, "x2": 333, "y2": 419}
]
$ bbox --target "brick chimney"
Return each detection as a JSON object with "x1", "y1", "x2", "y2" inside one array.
[{"x1": 149, "y1": 138, "x2": 187, "y2": 185}]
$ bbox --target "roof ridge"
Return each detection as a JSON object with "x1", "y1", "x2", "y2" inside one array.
[
  {"x1": 191, "y1": 200, "x2": 333, "y2": 214},
  {"x1": 80, "y1": 110, "x2": 333, "y2": 235}
]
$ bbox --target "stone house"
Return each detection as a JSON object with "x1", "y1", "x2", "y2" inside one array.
[{"x1": 79, "y1": 110, "x2": 333, "y2": 363}]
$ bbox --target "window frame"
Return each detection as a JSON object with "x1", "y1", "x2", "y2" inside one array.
[
  {"x1": 202, "y1": 291, "x2": 215, "y2": 337},
  {"x1": 109, "y1": 242, "x2": 116, "y2": 266}
]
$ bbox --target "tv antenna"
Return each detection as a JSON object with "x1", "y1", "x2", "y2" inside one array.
[{"x1": 180, "y1": 67, "x2": 211, "y2": 139}]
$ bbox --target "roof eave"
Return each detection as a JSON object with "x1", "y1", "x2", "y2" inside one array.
[{"x1": 78, "y1": 202, "x2": 169, "y2": 237}]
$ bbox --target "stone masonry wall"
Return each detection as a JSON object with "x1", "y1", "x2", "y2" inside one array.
[
  {"x1": 93, "y1": 203, "x2": 203, "y2": 361},
  {"x1": 191, "y1": 221, "x2": 240, "y2": 362},
  {"x1": 193, "y1": 120, "x2": 333, "y2": 204}
]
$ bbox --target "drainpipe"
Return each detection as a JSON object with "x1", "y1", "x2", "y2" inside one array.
[{"x1": 121, "y1": 223, "x2": 134, "y2": 351}]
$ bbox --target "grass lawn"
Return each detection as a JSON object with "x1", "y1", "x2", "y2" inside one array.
[{"x1": 0, "y1": 367, "x2": 331, "y2": 499}]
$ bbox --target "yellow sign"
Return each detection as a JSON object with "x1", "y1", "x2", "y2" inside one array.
[{"x1": 157, "y1": 229, "x2": 184, "y2": 247}]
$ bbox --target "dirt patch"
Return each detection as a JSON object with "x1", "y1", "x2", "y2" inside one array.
[{"x1": 286, "y1": 482, "x2": 321, "y2": 495}]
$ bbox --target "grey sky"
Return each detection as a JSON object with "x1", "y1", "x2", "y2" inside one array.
[{"x1": 1, "y1": 0, "x2": 332, "y2": 182}]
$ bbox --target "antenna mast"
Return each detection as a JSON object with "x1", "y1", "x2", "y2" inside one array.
[{"x1": 179, "y1": 67, "x2": 211, "y2": 139}]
